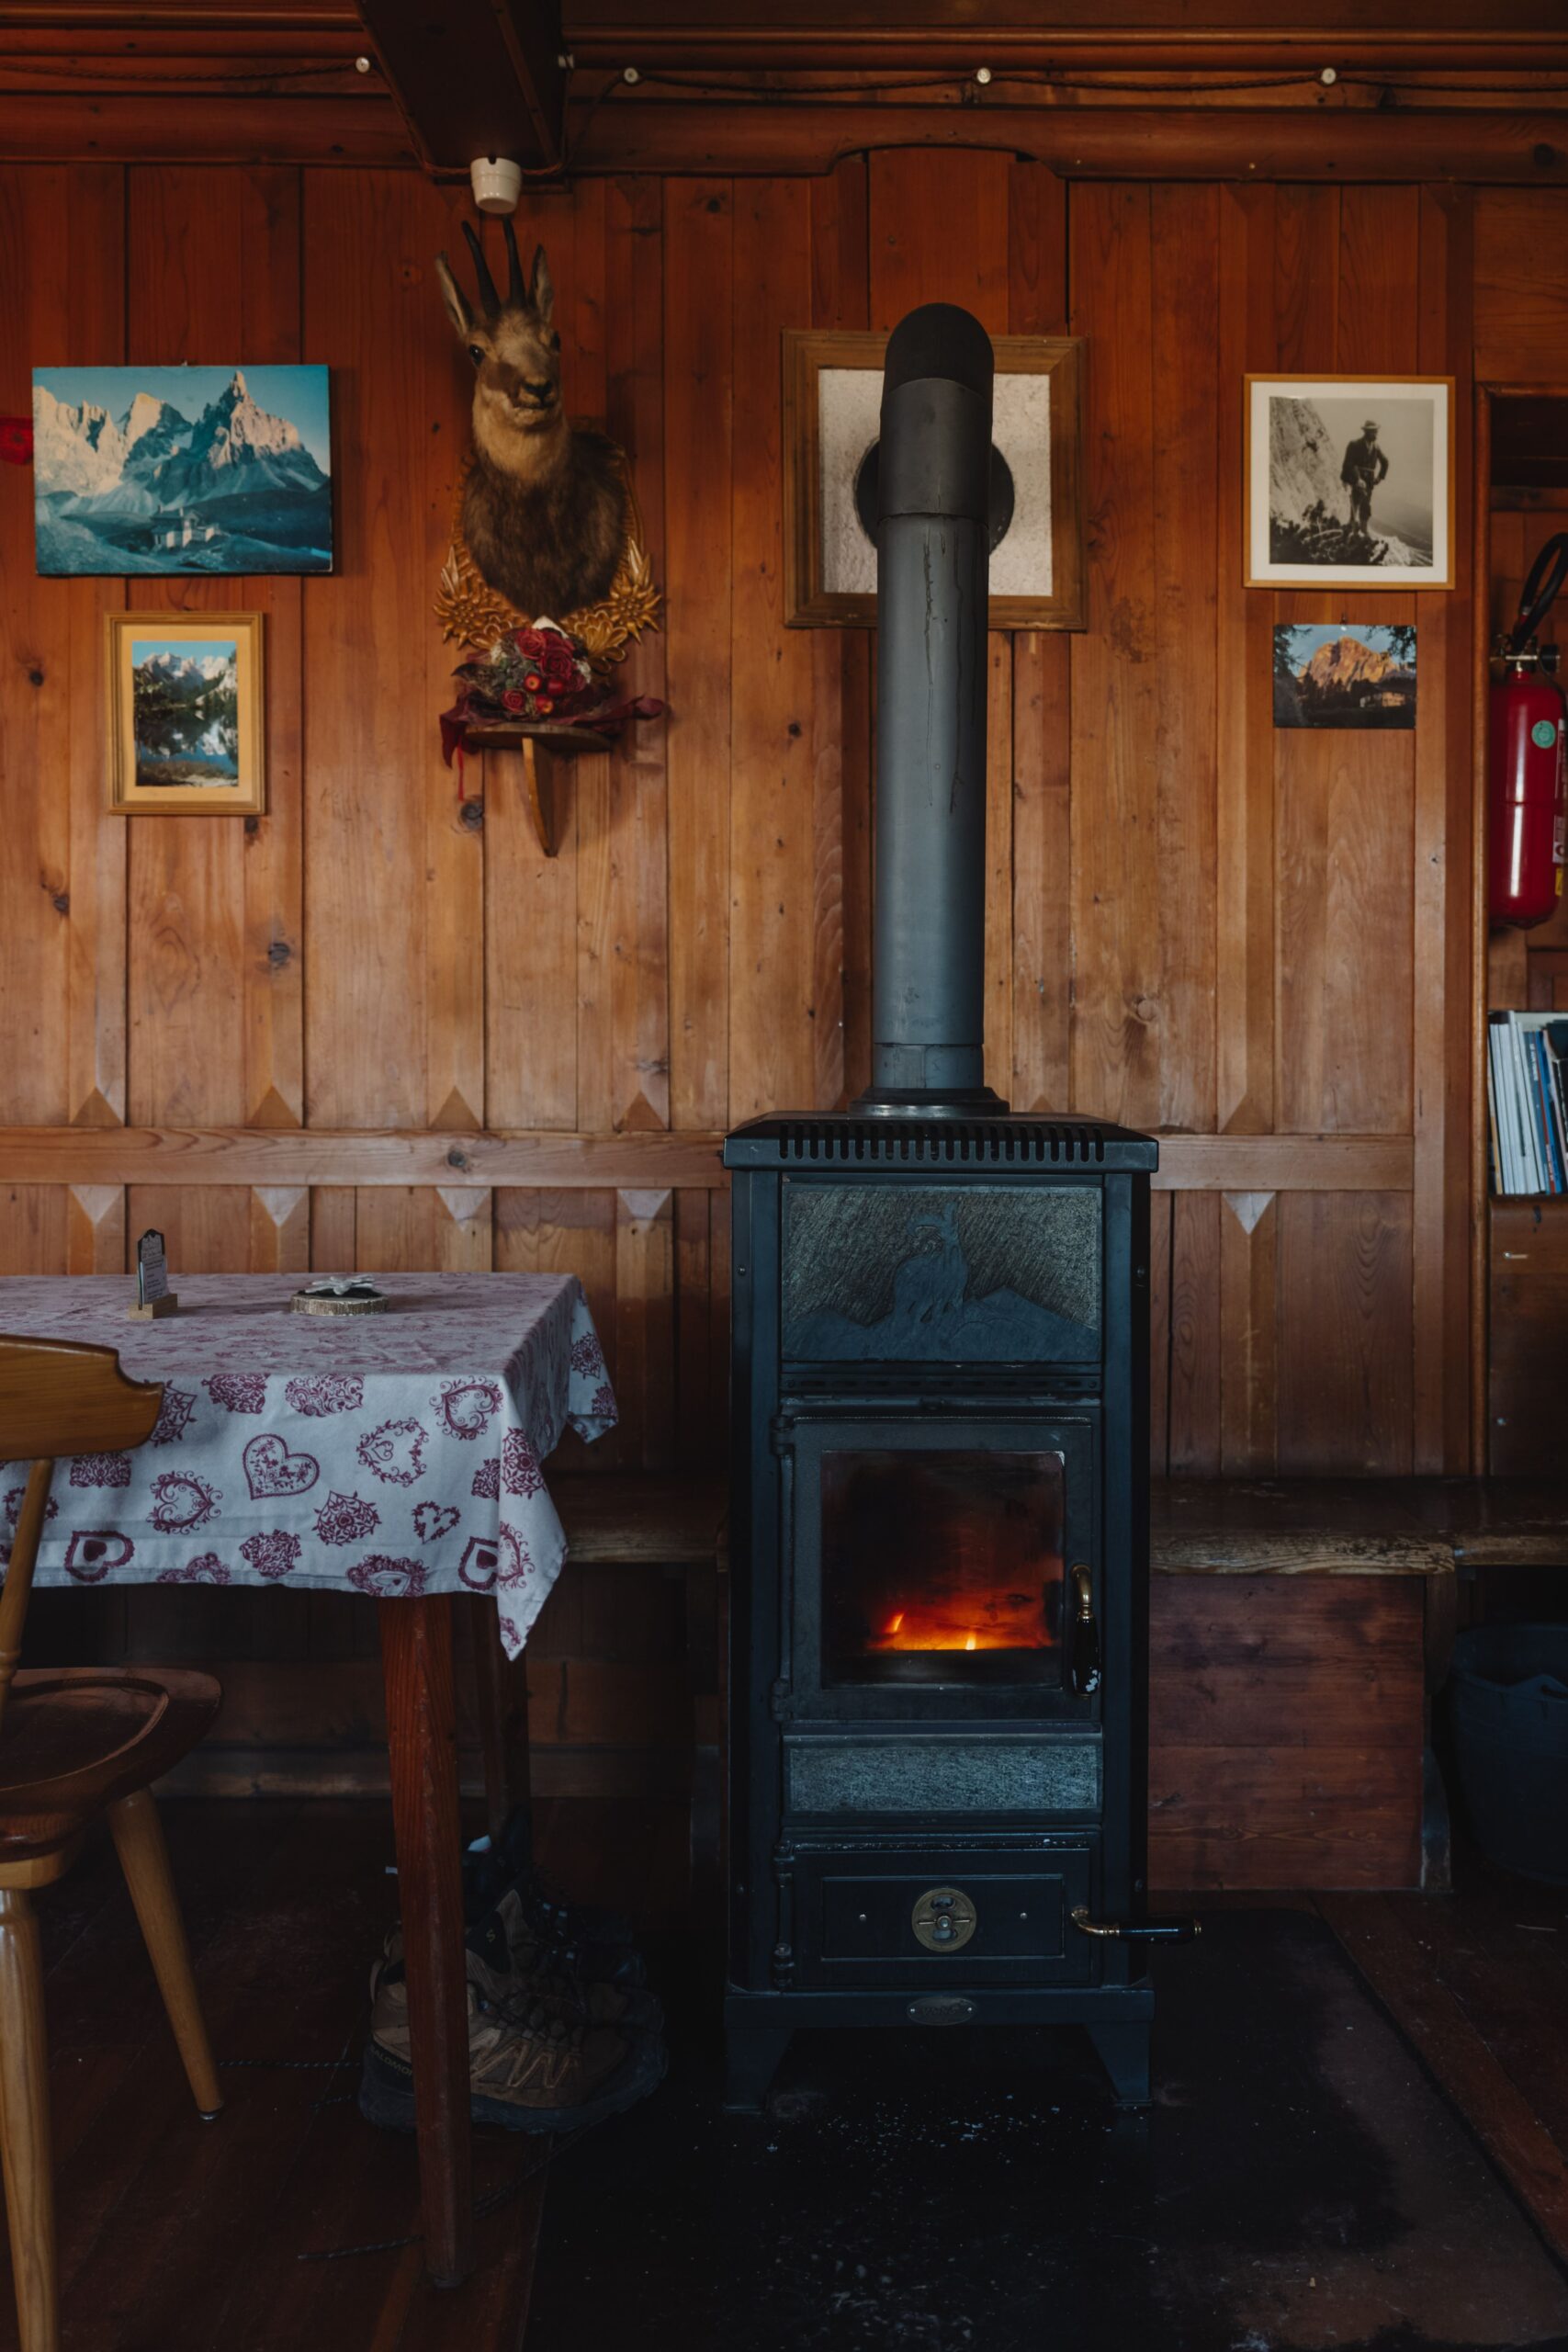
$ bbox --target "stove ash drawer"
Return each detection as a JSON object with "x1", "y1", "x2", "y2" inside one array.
[{"x1": 797, "y1": 1847, "x2": 1097, "y2": 1987}]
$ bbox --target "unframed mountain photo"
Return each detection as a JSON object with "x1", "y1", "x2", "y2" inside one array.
[
  {"x1": 31, "y1": 365, "x2": 332, "y2": 574},
  {"x1": 1273, "y1": 623, "x2": 1417, "y2": 731},
  {"x1": 1246, "y1": 376, "x2": 1450, "y2": 589}
]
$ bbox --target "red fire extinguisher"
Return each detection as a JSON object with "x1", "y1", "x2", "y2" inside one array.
[{"x1": 1490, "y1": 532, "x2": 1568, "y2": 929}]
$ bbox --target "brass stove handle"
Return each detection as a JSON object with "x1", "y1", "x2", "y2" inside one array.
[
  {"x1": 1072, "y1": 1907, "x2": 1201, "y2": 1944},
  {"x1": 1069, "y1": 1563, "x2": 1100, "y2": 1697}
]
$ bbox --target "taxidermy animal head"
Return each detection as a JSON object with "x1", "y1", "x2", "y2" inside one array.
[{"x1": 436, "y1": 217, "x2": 624, "y2": 620}]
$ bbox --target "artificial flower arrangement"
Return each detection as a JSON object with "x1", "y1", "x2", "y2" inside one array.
[{"x1": 439, "y1": 617, "x2": 663, "y2": 775}]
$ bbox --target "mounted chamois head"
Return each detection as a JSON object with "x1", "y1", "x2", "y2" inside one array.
[
  {"x1": 436, "y1": 218, "x2": 563, "y2": 477},
  {"x1": 435, "y1": 216, "x2": 624, "y2": 619}
]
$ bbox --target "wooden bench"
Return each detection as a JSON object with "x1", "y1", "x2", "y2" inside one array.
[
  {"x1": 479, "y1": 1470, "x2": 1567, "y2": 1903},
  {"x1": 1149, "y1": 1477, "x2": 1568, "y2": 1894},
  {"x1": 474, "y1": 1474, "x2": 728, "y2": 1882}
]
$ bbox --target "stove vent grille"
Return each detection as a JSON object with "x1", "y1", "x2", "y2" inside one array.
[{"x1": 775, "y1": 1121, "x2": 1110, "y2": 1167}]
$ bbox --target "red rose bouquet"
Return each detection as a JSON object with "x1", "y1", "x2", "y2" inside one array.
[{"x1": 439, "y1": 618, "x2": 664, "y2": 781}]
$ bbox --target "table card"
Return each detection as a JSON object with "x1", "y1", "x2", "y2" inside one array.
[{"x1": 128, "y1": 1229, "x2": 177, "y2": 1320}]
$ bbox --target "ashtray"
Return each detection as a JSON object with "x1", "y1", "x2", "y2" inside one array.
[{"x1": 289, "y1": 1278, "x2": 389, "y2": 1317}]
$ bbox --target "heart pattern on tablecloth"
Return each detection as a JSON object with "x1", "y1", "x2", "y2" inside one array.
[
  {"x1": 243, "y1": 1434, "x2": 320, "y2": 1500},
  {"x1": 356, "y1": 1418, "x2": 427, "y2": 1487},
  {"x1": 413, "y1": 1501, "x2": 460, "y2": 1544},
  {"x1": 14, "y1": 1272, "x2": 617, "y2": 1664}
]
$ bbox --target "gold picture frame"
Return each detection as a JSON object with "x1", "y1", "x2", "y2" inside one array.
[
  {"x1": 107, "y1": 612, "x2": 265, "y2": 815},
  {"x1": 783, "y1": 328, "x2": 1086, "y2": 630},
  {"x1": 1244, "y1": 374, "x2": 1455, "y2": 590}
]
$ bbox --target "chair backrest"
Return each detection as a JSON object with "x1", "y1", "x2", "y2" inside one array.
[{"x1": 0, "y1": 1337, "x2": 164, "y2": 1731}]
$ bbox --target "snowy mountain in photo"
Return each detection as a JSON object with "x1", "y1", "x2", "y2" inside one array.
[{"x1": 32, "y1": 367, "x2": 333, "y2": 575}]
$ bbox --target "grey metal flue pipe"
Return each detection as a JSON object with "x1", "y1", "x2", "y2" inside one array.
[{"x1": 853, "y1": 300, "x2": 1008, "y2": 1116}]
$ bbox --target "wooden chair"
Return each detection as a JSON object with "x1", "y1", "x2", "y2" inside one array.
[{"x1": 0, "y1": 1336, "x2": 224, "y2": 2352}]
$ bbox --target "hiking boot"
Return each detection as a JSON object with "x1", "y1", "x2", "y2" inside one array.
[
  {"x1": 468, "y1": 1904, "x2": 662, "y2": 2031},
  {"x1": 465, "y1": 1813, "x2": 637, "y2": 1957},
  {"x1": 359, "y1": 1959, "x2": 666, "y2": 2135},
  {"x1": 376, "y1": 1915, "x2": 661, "y2": 2036}
]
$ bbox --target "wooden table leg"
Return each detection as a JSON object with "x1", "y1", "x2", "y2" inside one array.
[
  {"x1": 469, "y1": 1598, "x2": 532, "y2": 1849},
  {"x1": 378, "y1": 1596, "x2": 472, "y2": 2289}
]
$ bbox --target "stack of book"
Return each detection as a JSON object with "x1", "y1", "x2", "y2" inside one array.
[{"x1": 1489, "y1": 1011, "x2": 1568, "y2": 1195}]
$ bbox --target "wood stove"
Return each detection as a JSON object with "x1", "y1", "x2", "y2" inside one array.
[{"x1": 722, "y1": 303, "x2": 1190, "y2": 2114}]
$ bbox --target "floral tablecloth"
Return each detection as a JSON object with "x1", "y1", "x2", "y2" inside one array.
[{"x1": 0, "y1": 1273, "x2": 615, "y2": 1656}]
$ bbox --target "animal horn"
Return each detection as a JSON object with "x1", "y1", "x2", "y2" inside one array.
[
  {"x1": 461, "y1": 220, "x2": 501, "y2": 315},
  {"x1": 502, "y1": 214, "x2": 525, "y2": 305}
]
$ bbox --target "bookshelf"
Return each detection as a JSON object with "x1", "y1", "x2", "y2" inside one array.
[{"x1": 1475, "y1": 385, "x2": 1568, "y2": 1472}]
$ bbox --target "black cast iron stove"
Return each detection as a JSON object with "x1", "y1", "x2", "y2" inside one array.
[{"x1": 723, "y1": 305, "x2": 1187, "y2": 2115}]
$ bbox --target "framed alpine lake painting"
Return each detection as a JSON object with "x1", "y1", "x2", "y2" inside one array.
[
  {"x1": 106, "y1": 613, "x2": 265, "y2": 814},
  {"x1": 1245, "y1": 375, "x2": 1453, "y2": 590},
  {"x1": 32, "y1": 364, "x2": 333, "y2": 576}
]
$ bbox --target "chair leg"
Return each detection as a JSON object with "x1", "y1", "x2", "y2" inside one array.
[
  {"x1": 0, "y1": 1887, "x2": 58, "y2": 2352},
  {"x1": 107, "y1": 1791, "x2": 223, "y2": 2119}
]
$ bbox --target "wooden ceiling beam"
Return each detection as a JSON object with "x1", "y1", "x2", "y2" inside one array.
[
  {"x1": 4, "y1": 92, "x2": 1566, "y2": 178},
  {"x1": 565, "y1": 98, "x2": 1568, "y2": 182},
  {"x1": 354, "y1": 0, "x2": 568, "y2": 172}
]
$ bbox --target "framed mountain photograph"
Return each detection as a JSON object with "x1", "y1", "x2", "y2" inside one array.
[
  {"x1": 783, "y1": 329, "x2": 1086, "y2": 628},
  {"x1": 1245, "y1": 375, "x2": 1452, "y2": 590},
  {"x1": 32, "y1": 365, "x2": 332, "y2": 575},
  {"x1": 106, "y1": 613, "x2": 265, "y2": 814}
]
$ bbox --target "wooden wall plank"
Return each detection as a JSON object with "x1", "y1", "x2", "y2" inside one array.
[
  {"x1": 126, "y1": 165, "x2": 289, "y2": 1169},
  {"x1": 663, "y1": 178, "x2": 733, "y2": 1131},
  {"x1": 1215, "y1": 182, "x2": 1277, "y2": 1136},
  {"x1": 301, "y1": 170, "x2": 451, "y2": 1134},
  {"x1": 1169, "y1": 1190, "x2": 1223, "y2": 1475},
  {"x1": 615, "y1": 1187, "x2": 676, "y2": 1469},
  {"x1": 1274, "y1": 185, "x2": 1339, "y2": 372},
  {"x1": 1474, "y1": 191, "x2": 1568, "y2": 379},
  {"x1": 0, "y1": 1189, "x2": 67, "y2": 1276},
  {"x1": 1276, "y1": 598, "x2": 1416, "y2": 1136},
  {"x1": 1415, "y1": 184, "x2": 1477, "y2": 1473},
  {"x1": 1147, "y1": 1189, "x2": 1172, "y2": 1474},
  {"x1": 807, "y1": 156, "x2": 871, "y2": 1114},
  {"x1": 728, "y1": 175, "x2": 818, "y2": 1123},
  {"x1": 66, "y1": 1185, "x2": 125, "y2": 1275},
  {"x1": 605, "y1": 175, "x2": 671, "y2": 1135},
  {"x1": 1006, "y1": 164, "x2": 1070, "y2": 1116},
  {"x1": 1277, "y1": 1192, "x2": 1415, "y2": 1475},
  {"x1": 248, "y1": 1184, "x2": 310, "y2": 1272},
  {"x1": 238, "y1": 166, "x2": 306, "y2": 1134},
  {"x1": 1150, "y1": 181, "x2": 1220, "y2": 1134},
  {"x1": 1219, "y1": 1188, "x2": 1279, "y2": 1474},
  {"x1": 0, "y1": 169, "x2": 75, "y2": 1129},
  {"x1": 1068, "y1": 184, "x2": 1161, "y2": 1127}
]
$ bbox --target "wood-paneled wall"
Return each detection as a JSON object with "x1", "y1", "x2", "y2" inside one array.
[
  {"x1": 2, "y1": 158, "x2": 1514, "y2": 1479},
  {"x1": 5, "y1": 160, "x2": 1555, "y2": 1780}
]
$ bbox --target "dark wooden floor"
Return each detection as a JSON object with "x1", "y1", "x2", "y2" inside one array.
[
  {"x1": 0, "y1": 1794, "x2": 688, "y2": 2352},
  {"x1": 0, "y1": 1802, "x2": 1564, "y2": 2350}
]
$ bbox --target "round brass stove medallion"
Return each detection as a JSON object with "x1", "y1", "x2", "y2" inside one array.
[{"x1": 911, "y1": 1885, "x2": 976, "y2": 1954}]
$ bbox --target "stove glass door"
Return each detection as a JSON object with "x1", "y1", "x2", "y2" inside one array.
[{"x1": 820, "y1": 1446, "x2": 1066, "y2": 1690}]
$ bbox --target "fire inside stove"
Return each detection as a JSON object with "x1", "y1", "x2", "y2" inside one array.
[{"x1": 821, "y1": 1449, "x2": 1065, "y2": 1686}]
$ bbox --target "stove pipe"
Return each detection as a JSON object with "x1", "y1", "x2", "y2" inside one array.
[{"x1": 853, "y1": 301, "x2": 1009, "y2": 1118}]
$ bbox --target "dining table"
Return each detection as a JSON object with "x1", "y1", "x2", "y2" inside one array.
[{"x1": 0, "y1": 1269, "x2": 616, "y2": 2287}]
